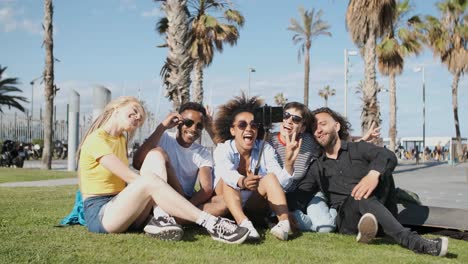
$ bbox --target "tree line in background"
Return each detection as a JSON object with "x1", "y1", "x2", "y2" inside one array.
[{"x1": 0, "y1": 0, "x2": 466, "y2": 165}]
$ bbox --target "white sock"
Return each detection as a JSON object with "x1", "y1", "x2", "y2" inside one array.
[
  {"x1": 240, "y1": 218, "x2": 251, "y2": 226},
  {"x1": 153, "y1": 206, "x2": 169, "y2": 218},
  {"x1": 278, "y1": 219, "x2": 291, "y2": 233},
  {"x1": 195, "y1": 211, "x2": 218, "y2": 231}
]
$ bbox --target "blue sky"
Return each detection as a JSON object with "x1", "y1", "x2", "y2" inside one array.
[{"x1": 0, "y1": 0, "x2": 466, "y2": 139}]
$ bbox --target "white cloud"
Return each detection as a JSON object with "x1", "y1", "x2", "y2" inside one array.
[
  {"x1": 0, "y1": 6, "x2": 41, "y2": 35},
  {"x1": 141, "y1": 7, "x2": 161, "y2": 18},
  {"x1": 119, "y1": 0, "x2": 137, "y2": 11},
  {"x1": 21, "y1": 19, "x2": 41, "y2": 34}
]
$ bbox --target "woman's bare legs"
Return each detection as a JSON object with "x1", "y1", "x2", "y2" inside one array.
[
  {"x1": 101, "y1": 149, "x2": 203, "y2": 233},
  {"x1": 257, "y1": 173, "x2": 289, "y2": 222},
  {"x1": 222, "y1": 182, "x2": 247, "y2": 224}
]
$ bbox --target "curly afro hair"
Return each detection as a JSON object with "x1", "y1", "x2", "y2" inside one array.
[{"x1": 214, "y1": 93, "x2": 265, "y2": 143}]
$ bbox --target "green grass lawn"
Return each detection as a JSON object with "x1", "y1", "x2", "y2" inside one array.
[
  {"x1": 0, "y1": 185, "x2": 466, "y2": 263},
  {"x1": 0, "y1": 168, "x2": 75, "y2": 183}
]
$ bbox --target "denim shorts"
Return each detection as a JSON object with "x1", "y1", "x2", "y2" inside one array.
[{"x1": 83, "y1": 195, "x2": 115, "y2": 233}]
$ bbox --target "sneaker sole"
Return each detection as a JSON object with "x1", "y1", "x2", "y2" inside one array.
[
  {"x1": 270, "y1": 229, "x2": 288, "y2": 241},
  {"x1": 211, "y1": 230, "x2": 250, "y2": 244},
  {"x1": 144, "y1": 227, "x2": 184, "y2": 241},
  {"x1": 356, "y1": 213, "x2": 378, "y2": 243},
  {"x1": 438, "y1": 237, "x2": 449, "y2": 257},
  {"x1": 247, "y1": 234, "x2": 261, "y2": 241}
]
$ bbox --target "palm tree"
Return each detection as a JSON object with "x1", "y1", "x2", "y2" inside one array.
[
  {"x1": 189, "y1": 0, "x2": 244, "y2": 104},
  {"x1": 288, "y1": 7, "x2": 331, "y2": 107},
  {"x1": 346, "y1": 0, "x2": 397, "y2": 135},
  {"x1": 318, "y1": 85, "x2": 336, "y2": 107},
  {"x1": 0, "y1": 66, "x2": 28, "y2": 113},
  {"x1": 423, "y1": 0, "x2": 467, "y2": 160},
  {"x1": 158, "y1": 0, "x2": 193, "y2": 111},
  {"x1": 274, "y1": 92, "x2": 288, "y2": 106},
  {"x1": 42, "y1": 0, "x2": 55, "y2": 169},
  {"x1": 157, "y1": 1, "x2": 244, "y2": 105},
  {"x1": 377, "y1": 0, "x2": 423, "y2": 151}
]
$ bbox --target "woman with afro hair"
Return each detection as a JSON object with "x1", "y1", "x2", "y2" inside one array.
[{"x1": 212, "y1": 93, "x2": 296, "y2": 241}]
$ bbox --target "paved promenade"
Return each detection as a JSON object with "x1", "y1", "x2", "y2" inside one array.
[
  {"x1": 1, "y1": 159, "x2": 468, "y2": 211},
  {"x1": 393, "y1": 160, "x2": 468, "y2": 210}
]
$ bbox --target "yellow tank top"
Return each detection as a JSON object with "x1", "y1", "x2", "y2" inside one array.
[{"x1": 79, "y1": 128, "x2": 128, "y2": 195}]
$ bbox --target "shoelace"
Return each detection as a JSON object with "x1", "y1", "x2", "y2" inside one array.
[
  {"x1": 162, "y1": 216, "x2": 176, "y2": 225},
  {"x1": 420, "y1": 238, "x2": 438, "y2": 254},
  {"x1": 214, "y1": 219, "x2": 238, "y2": 237}
]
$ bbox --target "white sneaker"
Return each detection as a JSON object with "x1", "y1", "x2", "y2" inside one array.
[
  {"x1": 270, "y1": 220, "x2": 290, "y2": 241},
  {"x1": 240, "y1": 219, "x2": 260, "y2": 240},
  {"x1": 356, "y1": 213, "x2": 378, "y2": 243}
]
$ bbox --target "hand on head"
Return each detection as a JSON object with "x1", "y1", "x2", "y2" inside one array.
[{"x1": 162, "y1": 112, "x2": 183, "y2": 129}]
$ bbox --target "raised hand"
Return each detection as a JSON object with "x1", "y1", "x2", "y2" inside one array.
[
  {"x1": 361, "y1": 122, "x2": 381, "y2": 142},
  {"x1": 284, "y1": 132, "x2": 303, "y2": 169},
  {"x1": 161, "y1": 112, "x2": 183, "y2": 129}
]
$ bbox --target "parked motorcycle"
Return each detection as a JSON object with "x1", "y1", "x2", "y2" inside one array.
[
  {"x1": 32, "y1": 144, "x2": 42, "y2": 160},
  {"x1": 53, "y1": 140, "x2": 68, "y2": 159},
  {"x1": 0, "y1": 140, "x2": 25, "y2": 168}
]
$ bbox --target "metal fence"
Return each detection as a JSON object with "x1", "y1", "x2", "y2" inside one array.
[
  {"x1": 0, "y1": 113, "x2": 70, "y2": 143},
  {"x1": 0, "y1": 112, "x2": 216, "y2": 149}
]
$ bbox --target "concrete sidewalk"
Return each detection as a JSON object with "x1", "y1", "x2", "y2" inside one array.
[
  {"x1": 0, "y1": 159, "x2": 76, "y2": 187},
  {"x1": 393, "y1": 160, "x2": 468, "y2": 210}
]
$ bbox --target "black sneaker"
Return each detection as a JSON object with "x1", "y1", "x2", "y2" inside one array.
[
  {"x1": 415, "y1": 237, "x2": 449, "y2": 257},
  {"x1": 143, "y1": 216, "x2": 184, "y2": 241},
  {"x1": 356, "y1": 213, "x2": 378, "y2": 243},
  {"x1": 207, "y1": 217, "x2": 250, "y2": 244}
]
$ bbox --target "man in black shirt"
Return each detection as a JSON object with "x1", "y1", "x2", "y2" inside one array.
[{"x1": 289, "y1": 107, "x2": 448, "y2": 257}]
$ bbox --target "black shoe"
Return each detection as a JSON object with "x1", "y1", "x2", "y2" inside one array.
[
  {"x1": 207, "y1": 217, "x2": 250, "y2": 244},
  {"x1": 356, "y1": 213, "x2": 378, "y2": 243},
  {"x1": 414, "y1": 237, "x2": 448, "y2": 257},
  {"x1": 143, "y1": 216, "x2": 184, "y2": 241}
]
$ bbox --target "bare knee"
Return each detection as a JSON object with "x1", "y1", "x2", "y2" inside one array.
[
  {"x1": 258, "y1": 173, "x2": 282, "y2": 194},
  {"x1": 137, "y1": 174, "x2": 166, "y2": 194}
]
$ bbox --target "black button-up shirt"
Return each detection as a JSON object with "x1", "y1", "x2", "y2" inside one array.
[{"x1": 289, "y1": 140, "x2": 397, "y2": 211}]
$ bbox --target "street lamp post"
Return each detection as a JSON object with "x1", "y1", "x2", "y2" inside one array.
[
  {"x1": 248, "y1": 67, "x2": 256, "y2": 97},
  {"x1": 344, "y1": 49, "x2": 358, "y2": 118},
  {"x1": 414, "y1": 66, "x2": 425, "y2": 149},
  {"x1": 29, "y1": 76, "x2": 42, "y2": 120}
]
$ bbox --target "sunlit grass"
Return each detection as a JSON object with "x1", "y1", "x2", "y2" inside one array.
[
  {"x1": 0, "y1": 185, "x2": 466, "y2": 263},
  {"x1": 0, "y1": 168, "x2": 75, "y2": 183}
]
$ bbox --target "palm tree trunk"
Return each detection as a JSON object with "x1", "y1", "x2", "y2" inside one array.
[
  {"x1": 389, "y1": 72, "x2": 397, "y2": 152},
  {"x1": 361, "y1": 32, "x2": 380, "y2": 135},
  {"x1": 192, "y1": 60, "x2": 204, "y2": 104},
  {"x1": 304, "y1": 43, "x2": 310, "y2": 107},
  {"x1": 42, "y1": 0, "x2": 54, "y2": 169},
  {"x1": 164, "y1": 0, "x2": 192, "y2": 111},
  {"x1": 452, "y1": 71, "x2": 462, "y2": 160}
]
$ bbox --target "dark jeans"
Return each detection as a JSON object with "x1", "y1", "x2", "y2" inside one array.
[{"x1": 336, "y1": 196, "x2": 416, "y2": 247}]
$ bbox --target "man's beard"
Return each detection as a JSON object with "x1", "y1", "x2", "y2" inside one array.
[{"x1": 318, "y1": 131, "x2": 338, "y2": 149}]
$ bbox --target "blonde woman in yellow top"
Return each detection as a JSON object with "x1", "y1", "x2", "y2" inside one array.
[{"x1": 78, "y1": 96, "x2": 249, "y2": 244}]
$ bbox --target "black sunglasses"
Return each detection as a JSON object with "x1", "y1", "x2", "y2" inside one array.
[
  {"x1": 182, "y1": 119, "x2": 204, "y2": 130},
  {"x1": 234, "y1": 120, "x2": 259, "y2": 130},
  {"x1": 283, "y1": 112, "x2": 303, "y2": 124}
]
